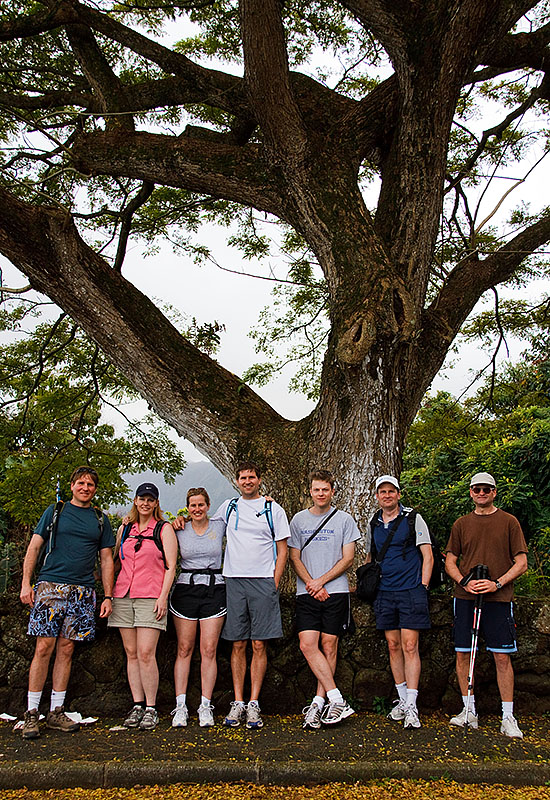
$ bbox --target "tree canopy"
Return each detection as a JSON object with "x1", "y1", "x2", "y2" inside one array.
[
  {"x1": 0, "y1": 301, "x2": 186, "y2": 524},
  {"x1": 1, "y1": 1, "x2": 550, "y2": 519}
]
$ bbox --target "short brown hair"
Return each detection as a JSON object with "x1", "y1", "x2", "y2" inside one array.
[
  {"x1": 235, "y1": 461, "x2": 261, "y2": 480},
  {"x1": 70, "y1": 466, "x2": 99, "y2": 487},
  {"x1": 309, "y1": 469, "x2": 335, "y2": 488},
  {"x1": 186, "y1": 487, "x2": 211, "y2": 506}
]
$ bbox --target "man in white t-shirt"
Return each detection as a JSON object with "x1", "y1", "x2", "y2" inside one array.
[
  {"x1": 211, "y1": 461, "x2": 290, "y2": 730},
  {"x1": 289, "y1": 470, "x2": 360, "y2": 729}
]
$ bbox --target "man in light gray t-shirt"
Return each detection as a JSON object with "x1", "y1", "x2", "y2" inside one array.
[{"x1": 289, "y1": 469, "x2": 360, "y2": 729}]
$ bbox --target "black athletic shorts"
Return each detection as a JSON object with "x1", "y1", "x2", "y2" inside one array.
[
  {"x1": 170, "y1": 583, "x2": 226, "y2": 621},
  {"x1": 295, "y1": 592, "x2": 351, "y2": 636}
]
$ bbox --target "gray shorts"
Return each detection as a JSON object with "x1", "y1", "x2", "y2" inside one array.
[{"x1": 221, "y1": 577, "x2": 282, "y2": 641}]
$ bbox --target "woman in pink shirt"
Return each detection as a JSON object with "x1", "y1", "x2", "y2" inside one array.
[{"x1": 108, "y1": 482, "x2": 177, "y2": 731}]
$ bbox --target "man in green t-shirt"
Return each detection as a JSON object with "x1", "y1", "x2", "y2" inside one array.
[{"x1": 19, "y1": 466, "x2": 115, "y2": 740}]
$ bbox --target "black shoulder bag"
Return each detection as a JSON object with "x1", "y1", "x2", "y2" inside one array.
[{"x1": 355, "y1": 512, "x2": 404, "y2": 603}]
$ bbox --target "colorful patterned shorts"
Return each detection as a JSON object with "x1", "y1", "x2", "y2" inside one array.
[{"x1": 28, "y1": 581, "x2": 97, "y2": 641}]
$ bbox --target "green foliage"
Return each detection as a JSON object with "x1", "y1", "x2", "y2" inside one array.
[
  {"x1": 402, "y1": 345, "x2": 550, "y2": 593},
  {"x1": 0, "y1": 303, "x2": 186, "y2": 525}
]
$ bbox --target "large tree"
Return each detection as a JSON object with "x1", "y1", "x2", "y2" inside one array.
[{"x1": 1, "y1": 1, "x2": 549, "y2": 521}]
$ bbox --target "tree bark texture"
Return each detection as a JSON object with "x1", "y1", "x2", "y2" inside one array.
[{"x1": 1, "y1": 0, "x2": 549, "y2": 527}]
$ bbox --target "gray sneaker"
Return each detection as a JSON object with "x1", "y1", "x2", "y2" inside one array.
[
  {"x1": 302, "y1": 702, "x2": 322, "y2": 730},
  {"x1": 139, "y1": 707, "x2": 159, "y2": 730},
  {"x1": 22, "y1": 709, "x2": 40, "y2": 739},
  {"x1": 224, "y1": 701, "x2": 246, "y2": 727},
  {"x1": 45, "y1": 706, "x2": 80, "y2": 733},
  {"x1": 387, "y1": 699, "x2": 407, "y2": 721},
  {"x1": 321, "y1": 700, "x2": 355, "y2": 725},
  {"x1": 124, "y1": 704, "x2": 146, "y2": 728},
  {"x1": 403, "y1": 705, "x2": 421, "y2": 729},
  {"x1": 198, "y1": 703, "x2": 215, "y2": 727},
  {"x1": 246, "y1": 702, "x2": 263, "y2": 729}
]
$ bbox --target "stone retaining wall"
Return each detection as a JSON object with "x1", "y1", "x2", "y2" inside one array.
[{"x1": 1, "y1": 593, "x2": 549, "y2": 717}]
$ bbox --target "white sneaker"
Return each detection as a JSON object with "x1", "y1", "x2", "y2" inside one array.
[
  {"x1": 246, "y1": 702, "x2": 264, "y2": 729},
  {"x1": 198, "y1": 703, "x2": 215, "y2": 727},
  {"x1": 450, "y1": 707, "x2": 478, "y2": 729},
  {"x1": 224, "y1": 701, "x2": 246, "y2": 727},
  {"x1": 403, "y1": 705, "x2": 421, "y2": 729},
  {"x1": 302, "y1": 702, "x2": 322, "y2": 730},
  {"x1": 321, "y1": 701, "x2": 355, "y2": 725},
  {"x1": 171, "y1": 704, "x2": 189, "y2": 727},
  {"x1": 387, "y1": 699, "x2": 407, "y2": 721},
  {"x1": 501, "y1": 714, "x2": 523, "y2": 739}
]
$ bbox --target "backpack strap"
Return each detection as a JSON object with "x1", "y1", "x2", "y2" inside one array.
[
  {"x1": 225, "y1": 497, "x2": 240, "y2": 528},
  {"x1": 42, "y1": 500, "x2": 64, "y2": 566},
  {"x1": 153, "y1": 520, "x2": 168, "y2": 569},
  {"x1": 256, "y1": 499, "x2": 275, "y2": 539},
  {"x1": 300, "y1": 508, "x2": 338, "y2": 553},
  {"x1": 119, "y1": 522, "x2": 133, "y2": 561},
  {"x1": 371, "y1": 512, "x2": 406, "y2": 564}
]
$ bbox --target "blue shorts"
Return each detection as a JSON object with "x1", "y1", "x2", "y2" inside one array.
[
  {"x1": 28, "y1": 581, "x2": 96, "y2": 641},
  {"x1": 221, "y1": 577, "x2": 282, "y2": 641},
  {"x1": 453, "y1": 598, "x2": 517, "y2": 653},
  {"x1": 374, "y1": 585, "x2": 431, "y2": 631}
]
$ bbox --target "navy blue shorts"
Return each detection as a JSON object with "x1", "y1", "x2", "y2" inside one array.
[
  {"x1": 295, "y1": 592, "x2": 351, "y2": 636},
  {"x1": 453, "y1": 598, "x2": 517, "y2": 653},
  {"x1": 374, "y1": 585, "x2": 431, "y2": 631}
]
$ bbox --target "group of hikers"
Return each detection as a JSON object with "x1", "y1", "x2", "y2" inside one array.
[{"x1": 19, "y1": 463, "x2": 528, "y2": 741}]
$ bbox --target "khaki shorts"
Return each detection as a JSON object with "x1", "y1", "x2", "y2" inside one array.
[{"x1": 107, "y1": 595, "x2": 167, "y2": 631}]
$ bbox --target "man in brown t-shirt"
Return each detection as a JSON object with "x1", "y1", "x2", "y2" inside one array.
[{"x1": 445, "y1": 472, "x2": 528, "y2": 738}]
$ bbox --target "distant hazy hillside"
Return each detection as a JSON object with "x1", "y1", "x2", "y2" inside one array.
[{"x1": 112, "y1": 462, "x2": 235, "y2": 516}]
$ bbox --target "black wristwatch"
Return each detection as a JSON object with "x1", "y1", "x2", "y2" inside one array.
[
  {"x1": 104, "y1": 596, "x2": 113, "y2": 601},
  {"x1": 494, "y1": 580, "x2": 502, "y2": 590}
]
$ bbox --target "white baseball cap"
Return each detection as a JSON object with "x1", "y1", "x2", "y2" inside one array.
[
  {"x1": 470, "y1": 472, "x2": 496, "y2": 487},
  {"x1": 375, "y1": 475, "x2": 400, "y2": 491}
]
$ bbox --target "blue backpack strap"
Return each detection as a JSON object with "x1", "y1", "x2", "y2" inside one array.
[
  {"x1": 255, "y1": 499, "x2": 275, "y2": 539},
  {"x1": 119, "y1": 522, "x2": 132, "y2": 561},
  {"x1": 226, "y1": 497, "x2": 240, "y2": 529},
  {"x1": 42, "y1": 500, "x2": 64, "y2": 567}
]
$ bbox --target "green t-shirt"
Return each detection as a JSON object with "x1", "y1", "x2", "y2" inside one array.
[{"x1": 34, "y1": 502, "x2": 114, "y2": 587}]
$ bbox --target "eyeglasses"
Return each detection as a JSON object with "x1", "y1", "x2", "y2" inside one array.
[{"x1": 471, "y1": 486, "x2": 495, "y2": 494}]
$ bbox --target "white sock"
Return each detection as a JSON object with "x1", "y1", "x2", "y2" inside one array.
[
  {"x1": 327, "y1": 688, "x2": 343, "y2": 704},
  {"x1": 406, "y1": 689, "x2": 418, "y2": 709},
  {"x1": 176, "y1": 694, "x2": 186, "y2": 707},
  {"x1": 502, "y1": 701, "x2": 513, "y2": 718},
  {"x1": 27, "y1": 691, "x2": 42, "y2": 712},
  {"x1": 201, "y1": 696, "x2": 211, "y2": 707},
  {"x1": 313, "y1": 695, "x2": 326, "y2": 709},
  {"x1": 396, "y1": 682, "x2": 408, "y2": 703},
  {"x1": 463, "y1": 695, "x2": 476, "y2": 715},
  {"x1": 50, "y1": 690, "x2": 66, "y2": 711}
]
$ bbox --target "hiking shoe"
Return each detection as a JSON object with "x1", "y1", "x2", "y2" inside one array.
[
  {"x1": 501, "y1": 714, "x2": 523, "y2": 739},
  {"x1": 449, "y1": 707, "x2": 478, "y2": 729},
  {"x1": 124, "y1": 704, "x2": 146, "y2": 728},
  {"x1": 403, "y1": 705, "x2": 421, "y2": 729},
  {"x1": 22, "y1": 709, "x2": 40, "y2": 739},
  {"x1": 302, "y1": 702, "x2": 322, "y2": 730},
  {"x1": 387, "y1": 699, "x2": 407, "y2": 721},
  {"x1": 198, "y1": 703, "x2": 215, "y2": 727},
  {"x1": 246, "y1": 702, "x2": 264, "y2": 729},
  {"x1": 139, "y1": 707, "x2": 159, "y2": 730},
  {"x1": 224, "y1": 701, "x2": 246, "y2": 727},
  {"x1": 321, "y1": 701, "x2": 355, "y2": 725},
  {"x1": 45, "y1": 706, "x2": 80, "y2": 733},
  {"x1": 171, "y1": 704, "x2": 189, "y2": 728}
]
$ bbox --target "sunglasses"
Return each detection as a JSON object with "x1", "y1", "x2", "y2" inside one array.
[{"x1": 471, "y1": 485, "x2": 495, "y2": 494}]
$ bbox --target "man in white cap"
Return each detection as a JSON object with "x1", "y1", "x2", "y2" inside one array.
[
  {"x1": 366, "y1": 475, "x2": 433, "y2": 729},
  {"x1": 445, "y1": 472, "x2": 528, "y2": 738}
]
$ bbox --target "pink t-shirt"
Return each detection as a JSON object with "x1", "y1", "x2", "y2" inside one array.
[{"x1": 114, "y1": 519, "x2": 167, "y2": 598}]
